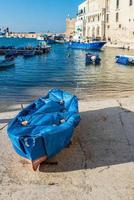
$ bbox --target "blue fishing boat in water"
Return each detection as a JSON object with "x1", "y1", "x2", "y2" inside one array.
[
  {"x1": 66, "y1": 41, "x2": 106, "y2": 50},
  {"x1": 23, "y1": 50, "x2": 35, "y2": 58},
  {"x1": 0, "y1": 56, "x2": 15, "y2": 68},
  {"x1": 7, "y1": 89, "x2": 80, "y2": 171},
  {"x1": 115, "y1": 55, "x2": 134, "y2": 65}
]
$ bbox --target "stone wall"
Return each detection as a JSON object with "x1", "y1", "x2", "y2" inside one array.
[{"x1": 106, "y1": 0, "x2": 134, "y2": 48}]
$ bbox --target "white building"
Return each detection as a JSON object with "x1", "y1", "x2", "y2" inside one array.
[
  {"x1": 74, "y1": 0, "x2": 106, "y2": 41},
  {"x1": 74, "y1": 1, "x2": 88, "y2": 41},
  {"x1": 74, "y1": 0, "x2": 134, "y2": 48},
  {"x1": 86, "y1": 0, "x2": 106, "y2": 40},
  {"x1": 106, "y1": 0, "x2": 134, "y2": 48}
]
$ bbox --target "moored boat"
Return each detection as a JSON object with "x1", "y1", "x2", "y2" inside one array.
[
  {"x1": 55, "y1": 40, "x2": 65, "y2": 44},
  {"x1": 66, "y1": 41, "x2": 106, "y2": 50},
  {"x1": 7, "y1": 89, "x2": 80, "y2": 170},
  {"x1": 36, "y1": 36, "x2": 44, "y2": 41},
  {"x1": 0, "y1": 56, "x2": 15, "y2": 68},
  {"x1": 37, "y1": 41, "x2": 51, "y2": 53},
  {"x1": 45, "y1": 39, "x2": 55, "y2": 44},
  {"x1": 86, "y1": 53, "x2": 101, "y2": 65},
  {"x1": 115, "y1": 55, "x2": 134, "y2": 65},
  {"x1": 23, "y1": 50, "x2": 35, "y2": 58}
]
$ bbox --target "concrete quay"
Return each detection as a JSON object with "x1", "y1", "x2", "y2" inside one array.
[{"x1": 0, "y1": 96, "x2": 134, "y2": 200}]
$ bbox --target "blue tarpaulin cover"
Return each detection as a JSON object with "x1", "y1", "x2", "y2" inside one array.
[{"x1": 7, "y1": 89, "x2": 80, "y2": 161}]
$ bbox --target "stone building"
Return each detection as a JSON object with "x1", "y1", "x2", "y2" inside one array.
[
  {"x1": 86, "y1": 0, "x2": 106, "y2": 40},
  {"x1": 74, "y1": 0, "x2": 88, "y2": 41},
  {"x1": 66, "y1": 17, "x2": 76, "y2": 39},
  {"x1": 74, "y1": 0, "x2": 134, "y2": 48},
  {"x1": 74, "y1": 0, "x2": 106, "y2": 41},
  {"x1": 106, "y1": 0, "x2": 134, "y2": 47}
]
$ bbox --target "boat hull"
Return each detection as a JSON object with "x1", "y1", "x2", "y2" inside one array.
[
  {"x1": 7, "y1": 89, "x2": 80, "y2": 170},
  {"x1": 116, "y1": 55, "x2": 134, "y2": 65},
  {"x1": 66, "y1": 41, "x2": 106, "y2": 50},
  {"x1": 45, "y1": 39, "x2": 55, "y2": 44},
  {"x1": 0, "y1": 60, "x2": 15, "y2": 68}
]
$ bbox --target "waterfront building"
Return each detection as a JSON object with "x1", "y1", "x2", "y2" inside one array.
[
  {"x1": 74, "y1": 0, "x2": 134, "y2": 48},
  {"x1": 66, "y1": 16, "x2": 76, "y2": 39},
  {"x1": 86, "y1": 0, "x2": 106, "y2": 40},
  {"x1": 106, "y1": 0, "x2": 134, "y2": 48},
  {"x1": 74, "y1": 0, "x2": 88, "y2": 41},
  {"x1": 74, "y1": 0, "x2": 106, "y2": 41}
]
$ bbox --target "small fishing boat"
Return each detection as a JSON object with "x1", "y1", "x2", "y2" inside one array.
[
  {"x1": 45, "y1": 39, "x2": 55, "y2": 44},
  {"x1": 23, "y1": 50, "x2": 35, "y2": 58},
  {"x1": 0, "y1": 56, "x2": 15, "y2": 68},
  {"x1": 7, "y1": 89, "x2": 80, "y2": 170},
  {"x1": 66, "y1": 41, "x2": 106, "y2": 50},
  {"x1": 6, "y1": 50, "x2": 18, "y2": 57},
  {"x1": 36, "y1": 36, "x2": 44, "y2": 41},
  {"x1": 37, "y1": 41, "x2": 51, "y2": 53},
  {"x1": 54, "y1": 35, "x2": 65, "y2": 44},
  {"x1": 55, "y1": 40, "x2": 65, "y2": 44},
  {"x1": 86, "y1": 53, "x2": 101, "y2": 65},
  {"x1": 115, "y1": 55, "x2": 134, "y2": 65}
]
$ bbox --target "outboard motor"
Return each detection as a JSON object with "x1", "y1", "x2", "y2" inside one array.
[{"x1": 86, "y1": 53, "x2": 101, "y2": 65}]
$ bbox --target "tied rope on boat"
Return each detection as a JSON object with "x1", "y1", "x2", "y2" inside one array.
[{"x1": 0, "y1": 103, "x2": 24, "y2": 131}]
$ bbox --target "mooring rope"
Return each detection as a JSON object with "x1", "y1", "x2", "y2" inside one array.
[
  {"x1": 0, "y1": 123, "x2": 8, "y2": 131},
  {"x1": 0, "y1": 103, "x2": 24, "y2": 131}
]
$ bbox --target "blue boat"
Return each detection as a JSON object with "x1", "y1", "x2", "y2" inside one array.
[
  {"x1": 66, "y1": 41, "x2": 106, "y2": 50},
  {"x1": 45, "y1": 39, "x2": 55, "y2": 44},
  {"x1": 115, "y1": 55, "x2": 134, "y2": 65},
  {"x1": 86, "y1": 53, "x2": 101, "y2": 65},
  {"x1": 7, "y1": 89, "x2": 80, "y2": 170},
  {"x1": 23, "y1": 50, "x2": 35, "y2": 58}
]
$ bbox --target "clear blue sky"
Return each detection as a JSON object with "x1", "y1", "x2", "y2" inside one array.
[{"x1": 0, "y1": 0, "x2": 83, "y2": 33}]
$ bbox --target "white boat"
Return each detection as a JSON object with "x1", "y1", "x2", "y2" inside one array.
[
  {"x1": 55, "y1": 40, "x2": 65, "y2": 44},
  {"x1": 36, "y1": 36, "x2": 44, "y2": 41}
]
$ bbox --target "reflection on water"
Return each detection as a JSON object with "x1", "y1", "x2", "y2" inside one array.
[{"x1": 0, "y1": 38, "x2": 134, "y2": 102}]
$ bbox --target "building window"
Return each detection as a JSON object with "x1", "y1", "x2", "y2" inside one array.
[
  {"x1": 116, "y1": 13, "x2": 119, "y2": 22},
  {"x1": 106, "y1": 14, "x2": 109, "y2": 23},
  {"x1": 84, "y1": 7, "x2": 86, "y2": 13},
  {"x1": 116, "y1": 0, "x2": 119, "y2": 9},
  {"x1": 129, "y1": 0, "x2": 133, "y2": 6}
]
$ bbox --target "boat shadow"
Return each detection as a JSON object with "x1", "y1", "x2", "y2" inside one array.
[{"x1": 40, "y1": 106, "x2": 134, "y2": 172}]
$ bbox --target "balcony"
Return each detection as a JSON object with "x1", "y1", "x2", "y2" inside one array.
[{"x1": 77, "y1": 9, "x2": 86, "y2": 16}]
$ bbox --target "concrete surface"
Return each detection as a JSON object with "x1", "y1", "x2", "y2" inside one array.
[{"x1": 0, "y1": 97, "x2": 134, "y2": 200}]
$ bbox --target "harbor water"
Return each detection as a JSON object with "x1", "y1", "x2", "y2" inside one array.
[{"x1": 0, "y1": 38, "x2": 134, "y2": 102}]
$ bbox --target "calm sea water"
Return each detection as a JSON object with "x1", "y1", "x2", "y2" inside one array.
[{"x1": 0, "y1": 37, "x2": 134, "y2": 102}]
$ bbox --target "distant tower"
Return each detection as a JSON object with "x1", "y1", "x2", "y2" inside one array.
[{"x1": 66, "y1": 16, "x2": 76, "y2": 39}]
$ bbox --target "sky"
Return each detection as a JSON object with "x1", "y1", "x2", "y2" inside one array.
[{"x1": 0, "y1": 0, "x2": 83, "y2": 33}]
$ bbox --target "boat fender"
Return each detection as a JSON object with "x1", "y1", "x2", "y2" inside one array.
[
  {"x1": 21, "y1": 121, "x2": 28, "y2": 126},
  {"x1": 60, "y1": 119, "x2": 65, "y2": 124}
]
